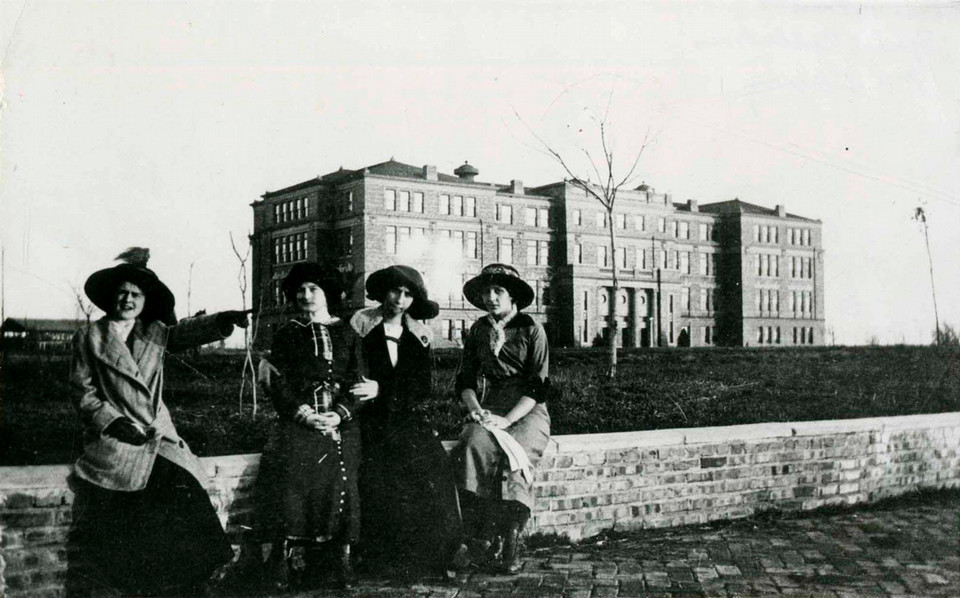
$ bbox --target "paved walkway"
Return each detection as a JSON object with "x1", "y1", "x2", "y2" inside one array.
[{"x1": 259, "y1": 495, "x2": 959, "y2": 598}]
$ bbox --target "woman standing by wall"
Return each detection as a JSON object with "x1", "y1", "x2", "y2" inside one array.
[
  {"x1": 453, "y1": 263, "x2": 552, "y2": 575},
  {"x1": 349, "y1": 265, "x2": 468, "y2": 578},
  {"x1": 268, "y1": 262, "x2": 362, "y2": 589},
  {"x1": 69, "y1": 249, "x2": 249, "y2": 597}
]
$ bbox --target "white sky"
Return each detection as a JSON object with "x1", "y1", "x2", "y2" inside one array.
[{"x1": 1, "y1": 0, "x2": 958, "y2": 346}]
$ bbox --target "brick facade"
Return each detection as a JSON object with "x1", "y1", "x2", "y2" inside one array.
[
  {"x1": 2, "y1": 413, "x2": 957, "y2": 597},
  {"x1": 251, "y1": 160, "x2": 825, "y2": 349}
]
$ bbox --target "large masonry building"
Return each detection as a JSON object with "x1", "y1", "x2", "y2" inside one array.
[{"x1": 251, "y1": 159, "x2": 824, "y2": 349}]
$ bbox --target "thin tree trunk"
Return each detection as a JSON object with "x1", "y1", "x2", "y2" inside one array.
[{"x1": 607, "y1": 206, "x2": 619, "y2": 378}]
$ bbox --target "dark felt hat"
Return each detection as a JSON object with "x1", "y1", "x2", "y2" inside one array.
[
  {"x1": 462, "y1": 263, "x2": 534, "y2": 311},
  {"x1": 84, "y1": 248, "x2": 177, "y2": 325},
  {"x1": 281, "y1": 262, "x2": 344, "y2": 307},
  {"x1": 365, "y1": 265, "x2": 439, "y2": 320}
]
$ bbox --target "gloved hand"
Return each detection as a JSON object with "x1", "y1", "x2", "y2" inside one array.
[
  {"x1": 216, "y1": 310, "x2": 252, "y2": 333},
  {"x1": 104, "y1": 417, "x2": 155, "y2": 446}
]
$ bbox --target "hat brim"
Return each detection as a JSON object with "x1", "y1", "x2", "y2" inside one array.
[
  {"x1": 366, "y1": 267, "x2": 439, "y2": 321},
  {"x1": 463, "y1": 272, "x2": 534, "y2": 312},
  {"x1": 84, "y1": 264, "x2": 176, "y2": 324},
  {"x1": 281, "y1": 264, "x2": 343, "y2": 306}
]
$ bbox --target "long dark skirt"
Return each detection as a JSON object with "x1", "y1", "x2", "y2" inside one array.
[
  {"x1": 72, "y1": 456, "x2": 233, "y2": 596},
  {"x1": 359, "y1": 420, "x2": 463, "y2": 568},
  {"x1": 277, "y1": 419, "x2": 361, "y2": 543}
]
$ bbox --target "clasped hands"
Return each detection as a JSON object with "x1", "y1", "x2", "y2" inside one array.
[
  {"x1": 467, "y1": 409, "x2": 512, "y2": 429},
  {"x1": 304, "y1": 411, "x2": 341, "y2": 432}
]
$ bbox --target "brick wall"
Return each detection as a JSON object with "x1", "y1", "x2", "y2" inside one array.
[{"x1": 2, "y1": 412, "x2": 958, "y2": 597}]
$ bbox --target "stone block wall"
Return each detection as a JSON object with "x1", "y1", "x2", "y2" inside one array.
[{"x1": 2, "y1": 412, "x2": 958, "y2": 597}]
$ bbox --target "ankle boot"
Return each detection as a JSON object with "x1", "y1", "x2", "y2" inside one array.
[
  {"x1": 500, "y1": 524, "x2": 522, "y2": 574},
  {"x1": 499, "y1": 503, "x2": 530, "y2": 575},
  {"x1": 336, "y1": 543, "x2": 357, "y2": 589}
]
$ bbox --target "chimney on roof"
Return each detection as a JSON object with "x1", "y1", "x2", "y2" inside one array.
[
  {"x1": 423, "y1": 165, "x2": 438, "y2": 181},
  {"x1": 454, "y1": 161, "x2": 479, "y2": 183},
  {"x1": 776, "y1": 204, "x2": 786, "y2": 218},
  {"x1": 511, "y1": 179, "x2": 524, "y2": 195},
  {"x1": 687, "y1": 199, "x2": 699, "y2": 212}
]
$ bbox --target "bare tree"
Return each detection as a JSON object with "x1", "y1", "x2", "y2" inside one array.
[
  {"x1": 518, "y1": 105, "x2": 652, "y2": 377},
  {"x1": 71, "y1": 283, "x2": 97, "y2": 325},
  {"x1": 914, "y1": 206, "x2": 941, "y2": 345},
  {"x1": 230, "y1": 231, "x2": 258, "y2": 416}
]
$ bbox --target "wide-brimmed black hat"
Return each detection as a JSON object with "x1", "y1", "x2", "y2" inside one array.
[
  {"x1": 84, "y1": 248, "x2": 176, "y2": 325},
  {"x1": 462, "y1": 263, "x2": 534, "y2": 311},
  {"x1": 281, "y1": 262, "x2": 344, "y2": 307},
  {"x1": 365, "y1": 265, "x2": 439, "y2": 320}
]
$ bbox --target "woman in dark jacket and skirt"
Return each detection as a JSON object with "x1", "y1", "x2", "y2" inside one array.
[
  {"x1": 453, "y1": 263, "x2": 552, "y2": 574},
  {"x1": 269, "y1": 262, "x2": 363, "y2": 589},
  {"x1": 348, "y1": 265, "x2": 468, "y2": 577},
  {"x1": 69, "y1": 249, "x2": 249, "y2": 597}
]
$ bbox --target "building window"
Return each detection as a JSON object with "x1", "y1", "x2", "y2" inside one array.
[
  {"x1": 440, "y1": 194, "x2": 450, "y2": 215},
  {"x1": 636, "y1": 215, "x2": 645, "y2": 231},
  {"x1": 597, "y1": 245, "x2": 608, "y2": 268},
  {"x1": 672, "y1": 250, "x2": 680, "y2": 270},
  {"x1": 497, "y1": 204, "x2": 512, "y2": 224},
  {"x1": 582, "y1": 290, "x2": 589, "y2": 312},
  {"x1": 384, "y1": 189, "x2": 396, "y2": 211},
  {"x1": 704, "y1": 325, "x2": 712, "y2": 344},
  {"x1": 679, "y1": 221, "x2": 689, "y2": 239},
  {"x1": 596, "y1": 212, "x2": 607, "y2": 229},
  {"x1": 803, "y1": 229, "x2": 810, "y2": 246},
  {"x1": 699, "y1": 223, "x2": 708, "y2": 241},
  {"x1": 575, "y1": 243, "x2": 583, "y2": 264},
  {"x1": 465, "y1": 196, "x2": 476, "y2": 217},
  {"x1": 397, "y1": 190, "x2": 409, "y2": 212},
  {"x1": 616, "y1": 213, "x2": 626, "y2": 230},
  {"x1": 699, "y1": 288, "x2": 707, "y2": 311},
  {"x1": 698, "y1": 253, "x2": 707, "y2": 276},
  {"x1": 441, "y1": 320, "x2": 452, "y2": 341},
  {"x1": 573, "y1": 209, "x2": 582, "y2": 226},
  {"x1": 636, "y1": 247, "x2": 646, "y2": 270},
  {"x1": 670, "y1": 221, "x2": 679, "y2": 238},
  {"x1": 385, "y1": 226, "x2": 397, "y2": 254},
  {"x1": 680, "y1": 251, "x2": 690, "y2": 274},
  {"x1": 498, "y1": 238, "x2": 513, "y2": 263},
  {"x1": 657, "y1": 217, "x2": 666, "y2": 234},
  {"x1": 539, "y1": 240, "x2": 549, "y2": 266},
  {"x1": 412, "y1": 192, "x2": 424, "y2": 213},
  {"x1": 273, "y1": 232, "x2": 308, "y2": 264},
  {"x1": 452, "y1": 195, "x2": 464, "y2": 217},
  {"x1": 682, "y1": 287, "x2": 690, "y2": 311},
  {"x1": 525, "y1": 207, "x2": 537, "y2": 227},
  {"x1": 616, "y1": 247, "x2": 626, "y2": 269},
  {"x1": 465, "y1": 231, "x2": 478, "y2": 259},
  {"x1": 526, "y1": 240, "x2": 537, "y2": 265},
  {"x1": 659, "y1": 249, "x2": 668, "y2": 269}
]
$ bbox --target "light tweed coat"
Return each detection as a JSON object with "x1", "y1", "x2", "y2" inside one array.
[{"x1": 70, "y1": 314, "x2": 228, "y2": 492}]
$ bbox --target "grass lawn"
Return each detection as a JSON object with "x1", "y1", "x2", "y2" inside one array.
[{"x1": 1, "y1": 345, "x2": 958, "y2": 466}]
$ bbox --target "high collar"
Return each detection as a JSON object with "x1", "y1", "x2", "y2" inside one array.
[{"x1": 349, "y1": 306, "x2": 431, "y2": 347}]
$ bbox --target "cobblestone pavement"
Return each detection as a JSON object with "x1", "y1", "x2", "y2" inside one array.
[{"x1": 266, "y1": 497, "x2": 959, "y2": 598}]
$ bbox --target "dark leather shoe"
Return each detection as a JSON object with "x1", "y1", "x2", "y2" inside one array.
[{"x1": 336, "y1": 543, "x2": 357, "y2": 589}]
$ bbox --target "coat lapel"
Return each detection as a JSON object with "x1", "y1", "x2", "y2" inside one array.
[{"x1": 90, "y1": 318, "x2": 152, "y2": 393}]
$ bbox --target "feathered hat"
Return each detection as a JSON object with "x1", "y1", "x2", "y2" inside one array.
[{"x1": 84, "y1": 248, "x2": 177, "y2": 325}]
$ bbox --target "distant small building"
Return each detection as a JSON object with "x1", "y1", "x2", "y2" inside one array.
[{"x1": 0, "y1": 318, "x2": 87, "y2": 352}]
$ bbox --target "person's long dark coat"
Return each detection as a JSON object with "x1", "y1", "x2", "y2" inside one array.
[
  {"x1": 349, "y1": 307, "x2": 463, "y2": 567},
  {"x1": 269, "y1": 317, "x2": 362, "y2": 543}
]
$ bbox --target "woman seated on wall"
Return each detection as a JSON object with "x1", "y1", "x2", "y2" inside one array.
[
  {"x1": 69, "y1": 248, "x2": 249, "y2": 597},
  {"x1": 453, "y1": 263, "x2": 553, "y2": 575}
]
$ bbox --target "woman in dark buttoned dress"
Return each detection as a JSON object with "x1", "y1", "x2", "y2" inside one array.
[
  {"x1": 453, "y1": 263, "x2": 552, "y2": 574},
  {"x1": 268, "y1": 262, "x2": 362, "y2": 589}
]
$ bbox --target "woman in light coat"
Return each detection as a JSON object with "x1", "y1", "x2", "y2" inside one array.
[{"x1": 70, "y1": 249, "x2": 249, "y2": 597}]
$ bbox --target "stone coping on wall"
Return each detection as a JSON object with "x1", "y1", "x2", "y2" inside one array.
[{"x1": 2, "y1": 412, "x2": 958, "y2": 486}]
